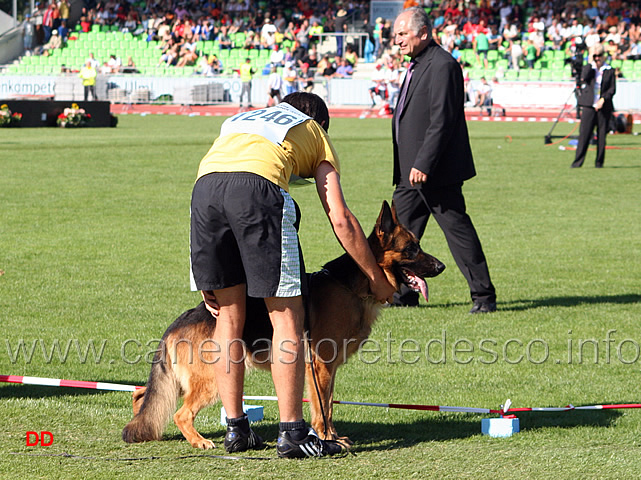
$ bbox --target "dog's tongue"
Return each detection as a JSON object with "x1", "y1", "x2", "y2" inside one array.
[{"x1": 408, "y1": 273, "x2": 429, "y2": 302}]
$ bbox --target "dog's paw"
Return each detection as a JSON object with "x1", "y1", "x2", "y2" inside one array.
[
  {"x1": 335, "y1": 435, "x2": 353, "y2": 447},
  {"x1": 191, "y1": 438, "x2": 215, "y2": 450}
]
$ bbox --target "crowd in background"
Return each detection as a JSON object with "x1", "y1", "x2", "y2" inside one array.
[{"x1": 20, "y1": 0, "x2": 641, "y2": 105}]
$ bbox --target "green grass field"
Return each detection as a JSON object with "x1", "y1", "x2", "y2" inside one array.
[{"x1": 1, "y1": 114, "x2": 640, "y2": 479}]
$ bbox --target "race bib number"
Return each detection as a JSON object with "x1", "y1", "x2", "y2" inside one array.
[{"x1": 220, "y1": 103, "x2": 311, "y2": 145}]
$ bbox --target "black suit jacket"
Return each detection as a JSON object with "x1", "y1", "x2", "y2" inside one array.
[
  {"x1": 392, "y1": 40, "x2": 476, "y2": 188},
  {"x1": 576, "y1": 63, "x2": 616, "y2": 112}
]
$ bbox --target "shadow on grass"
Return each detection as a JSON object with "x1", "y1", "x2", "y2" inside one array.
[
  {"x1": 337, "y1": 409, "x2": 622, "y2": 451},
  {"x1": 500, "y1": 294, "x2": 641, "y2": 312},
  {"x1": 137, "y1": 408, "x2": 625, "y2": 454},
  {"x1": 0, "y1": 381, "x2": 139, "y2": 399},
  {"x1": 159, "y1": 417, "x2": 483, "y2": 452},
  {"x1": 514, "y1": 408, "x2": 622, "y2": 431}
]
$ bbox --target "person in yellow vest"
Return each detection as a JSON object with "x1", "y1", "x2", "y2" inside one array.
[
  {"x1": 239, "y1": 58, "x2": 255, "y2": 108},
  {"x1": 308, "y1": 20, "x2": 324, "y2": 46},
  {"x1": 79, "y1": 60, "x2": 97, "y2": 101}
]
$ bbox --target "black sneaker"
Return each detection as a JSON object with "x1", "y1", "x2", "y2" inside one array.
[
  {"x1": 277, "y1": 427, "x2": 343, "y2": 458},
  {"x1": 224, "y1": 418, "x2": 264, "y2": 453}
]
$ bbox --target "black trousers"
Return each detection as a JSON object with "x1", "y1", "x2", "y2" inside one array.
[
  {"x1": 84, "y1": 85, "x2": 96, "y2": 101},
  {"x1": 393, "y1": 183, "x2": 496, "y2": 304},
  {"x1": 572, "y1": 106, "x2": 610, "y2": 168}
]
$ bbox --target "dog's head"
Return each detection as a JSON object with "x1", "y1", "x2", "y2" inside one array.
[{"x1": 369, "y1": 201, "x2": 445, "y2": 302}]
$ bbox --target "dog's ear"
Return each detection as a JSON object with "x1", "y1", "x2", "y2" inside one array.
[
  {"x1": 389, "y1": 199, "x2": 400, "y2": 225},
  {"x1": 376, "y1": 200, "x2": 396, "y2": 236}
]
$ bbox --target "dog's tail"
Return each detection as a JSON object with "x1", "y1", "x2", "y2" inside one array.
[{"x1": 122, "y1": 345, "x2": 178, "y2": 443}]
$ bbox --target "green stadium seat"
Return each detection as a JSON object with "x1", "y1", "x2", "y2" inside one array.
[
  {"x1": 539, "y1": 70, "x2": 553, "y2": 81},
  {"x1": 503, "y1": 69, "x2": 518, "y2": 81}
]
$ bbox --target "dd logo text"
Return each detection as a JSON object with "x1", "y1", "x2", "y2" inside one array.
[{"x1": 26, "y1": 431, "x2": 54, "y2": 446}]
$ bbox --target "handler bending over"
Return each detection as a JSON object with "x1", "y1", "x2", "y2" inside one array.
[{"x1": 189, "y1": 92, "x2": 395, "y2": 458}]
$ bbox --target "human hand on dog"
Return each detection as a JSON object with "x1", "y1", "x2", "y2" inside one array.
[
  {"x1": 369, "y1": 269, "x2": 396, "y2": 304},
  {"x1": 201, "y1": 290, "x2": 220, "y2": 317}
]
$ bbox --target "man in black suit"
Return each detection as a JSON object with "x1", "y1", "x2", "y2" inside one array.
[
  {"x1": 391, "y1": 7, "x2": 496, "y2": 313},
  {"x1": 571, "y1": 42, "x2": 616, "y2": 168}
]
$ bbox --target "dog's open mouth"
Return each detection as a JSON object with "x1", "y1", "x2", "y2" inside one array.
[{"x1": 402, "y1": 268, "x2": 429, "y2": 302}]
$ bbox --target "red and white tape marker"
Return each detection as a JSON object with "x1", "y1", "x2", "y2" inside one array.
[
  {"x1": 3, "y1": 374, "x2": 641, "y2": 415},
  {"x1": 0, "y1": 374, "x2": 140, "y2": 392}
]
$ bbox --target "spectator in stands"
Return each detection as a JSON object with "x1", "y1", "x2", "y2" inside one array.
[
  {"x1": 299, "y1": 48, "x2": 318, "y2": 69},
  {"x1": 369, "y1": 62, "x2": 387, "y2": 107},
  {"x1": 507, "y1": 39, "x2": 523, "y2": 70},
  {"x1": 267, "y1": 65, "x2": 283, "y2": 106},
  {"x1": 335, "y1": 58, "x2": 354, "y2": 77},
  {"x1": 345, "y1": 43, "x2": 358, "y2": 68},
  {"x1": 386, "y1": 57, "x2": 403, "y2": 109},
  {"x1": 122, "y1": 56, "x2": 139, "y2": 74},
  {"x1": 59, "y1": 0, "x2": 70, "y2": 27},
  {"x1": 177, "y1": 32, "x2": 199, "y2": 67},
  {"x1": 57, "y1": 19, "x2": 69, "y2": 41},
  {"x1": 42, "y1": 2, "x2": 57, "y2": 43},
  {"x1": 159, "y1": 44, "x2": 180, "y2": 66},
  {"x1": 79, "y1": 11, "x2": 92, "y2": 33},
  {"x1": 498, "y1": 0, "x2": 512, "y2": 31},
  {"x1": 298, "y1": 62, "x2": 315, "y2": 92},
  {"x1": 502, "y1": 21, "x2": 519, "y2": 46},
  {"x1": 239, "y1": 57, "x2": 255, "y2": 108},
  {"x1": 244, "y1": 31, "x2": 261, "y2": 50},
  {"x1": 107, "y1": 54, "x2": 122, "y2": 73},
  {"x1": 261, "y1": 17, "x2": 278, "y2": 49},
  {"x1": 283, "y1": 20, "x2": 297, "y2": 43},
  {"x1": 381, "y1": 19, "x2": 393, "y2": 54},
  {"x1": 35, "y1": 28, "x2": 60, "y2": 56},
  {"x1": 525, "y1": 38, "x2": 539, "y2": 69},
  {"x1": 283, "y1": 61, "x2": 298, "y2": 95},
  {"x1": 474, "y1": 76, "x2": 492, "y2": 110},
  {"x1": 308, "y1": 18, "x2": 324, "y2": 41},
  {"x1": 373, "y1": 17, "x2": 384, "y2": 58},
  {"x1": 216, "y1": 25, "x2": 233, "y2": 49},
  {"x1": 334, "y1": 7, "x2": 348, "y2": 57},
  {"x1": 23, "y1": 14, "x2": 35, "y2": 53},
  {"x1": 473, "y1": 20, "x2": 490, "y2": 69},
  {"x1": 122, "y1": 12, "x2": 138, "y2": 33},
  {"x1": 622, "y1": 37, "x2": 641, "y2": 60},
  {"x1": 487, "y1": 25, "x2": 502, "y2": 51},
  {"x1": 296, "y1": 18, "x2": 311, "y2": 49},
  {"x1": 270, "y1": 44, "x2": 285, "y2": 67},
  {"x1": 79, "y1": 60, "x2": 97, "y2": 101}
]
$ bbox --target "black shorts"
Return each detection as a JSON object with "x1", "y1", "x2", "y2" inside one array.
[
  {"x1": 269, "y1": 88, "x2": 281, "y2": 98},
  {"x1": 190, "y1": 172, "x2": 307, "y2": 298}
]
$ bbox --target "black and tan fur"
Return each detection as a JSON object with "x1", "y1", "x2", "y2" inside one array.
[{"x1": 122, "y1": 201, "x2": 444, "y2": 449}]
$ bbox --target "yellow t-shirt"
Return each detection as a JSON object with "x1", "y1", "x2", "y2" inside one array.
[{"x1": 196, "y1": 119, "x2": 340, "y2": 192}]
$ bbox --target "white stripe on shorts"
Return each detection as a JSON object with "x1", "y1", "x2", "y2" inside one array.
[{"x1": 276, "y1": 190, "x2": 302, "y2": 297}]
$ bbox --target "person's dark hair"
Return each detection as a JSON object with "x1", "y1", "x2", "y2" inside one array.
[
  {"x1": 404, "y1": 6, "x2": 432, "y2": 39},
  {"x1": 282, "y1": 92, "x2": 330, "y2": 132}
]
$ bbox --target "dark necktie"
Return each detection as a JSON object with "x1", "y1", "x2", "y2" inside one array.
[{"x1": 395, "y1": 60, "x2": 415, "y2": 141}]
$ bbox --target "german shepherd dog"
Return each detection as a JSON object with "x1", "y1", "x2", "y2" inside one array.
[{"x1": 122, "y1": 201, "x2": 445, "y2": 449}]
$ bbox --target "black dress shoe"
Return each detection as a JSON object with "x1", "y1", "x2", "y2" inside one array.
[
  {"x1": 391, "y1": 291, "x2": 419, "y2": 307},
  {"x1": 469, "y1": 302, "x2": 497, "y2": 314}
]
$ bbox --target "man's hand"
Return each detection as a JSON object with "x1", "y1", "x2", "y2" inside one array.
[
  {"x1": 409, "y1": 167, "x2": 428, "y2": 187},
  {"x1": 594, "y1": 98, "x2": 605, "y2": 111},
  {"x1": 201, "y1": 290, "x2": 220, "y2": 317}
]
